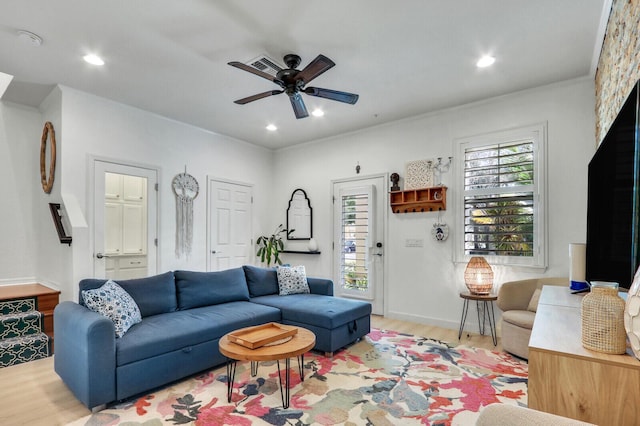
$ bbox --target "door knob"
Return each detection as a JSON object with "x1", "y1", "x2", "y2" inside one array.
[{"x1": 96, "y1": 253, "x2": 111, "y2": 259}]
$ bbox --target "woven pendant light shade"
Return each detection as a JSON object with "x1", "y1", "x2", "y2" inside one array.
[{"x1": 464, "y1": 256, "x2": 494, "y2": 295}]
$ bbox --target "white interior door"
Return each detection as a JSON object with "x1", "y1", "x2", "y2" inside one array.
[
  {"x1": 333, "y1": 175, "x2": 386, "y2": 315},
  {"x1": 207, "y1": 178, "x2": 253, "y2": 271},
  {"x1": 94, "y1": 160, "x2": 158, "y2": 279}
]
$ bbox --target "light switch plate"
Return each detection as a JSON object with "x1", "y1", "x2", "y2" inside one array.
[{"x1": 406, "y1": 238, "x2": 424, "y2": 247}]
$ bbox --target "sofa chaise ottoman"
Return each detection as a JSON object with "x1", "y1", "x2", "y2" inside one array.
[
  {"x1": 54, "y1": 265, "x2": 371, "y2": 410},
  {"x1": 244, "y1": 265, "x2": 371, "y2": 356}
]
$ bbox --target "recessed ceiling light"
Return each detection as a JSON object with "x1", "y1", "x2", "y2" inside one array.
[
  {"x1": 266, "y1": 124, "x2": 277, "y2": 131},
  {"x1": 312, "y1": 109, "x2": 324, "y2": 117},
  {"x1": 83, "y1": 54, "x2": 105, "y2": 66},
  {"x1": 17, "y1": 30, "x2": 43, "y2": 46},
  {"x1": 476, "y1": 55, "x2": 495, "y2": 68}
]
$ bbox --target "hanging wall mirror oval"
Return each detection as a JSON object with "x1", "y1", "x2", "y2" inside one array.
[{"x1": 287, "y1": 188, "x2": 312, "y2": 240}]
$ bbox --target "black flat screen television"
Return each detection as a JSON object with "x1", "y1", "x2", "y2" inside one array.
[{"x1": 586, "y1": 80, "x2": 640, "y2": 289}]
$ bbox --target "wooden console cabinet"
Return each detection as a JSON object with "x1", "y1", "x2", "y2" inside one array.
[{"x1": 528, "y1": 286, "x2": 640, "y2": 425}]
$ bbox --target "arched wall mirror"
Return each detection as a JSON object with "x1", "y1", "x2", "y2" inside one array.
[{"x1": 287, "y1": 188, "x2": 312, "y2": 240}]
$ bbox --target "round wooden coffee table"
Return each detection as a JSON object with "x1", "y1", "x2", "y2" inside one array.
[{"x1": 219, "y1": 325, "x2": 315, "y2": 408}]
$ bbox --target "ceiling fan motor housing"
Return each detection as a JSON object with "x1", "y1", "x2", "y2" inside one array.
[{"x1": 283, "y1": 54, "x2": 302, "y2": 69}]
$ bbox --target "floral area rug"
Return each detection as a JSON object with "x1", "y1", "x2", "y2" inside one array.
[{"x1": 69, "y1": 328, "x2": 528, "y2": 426}]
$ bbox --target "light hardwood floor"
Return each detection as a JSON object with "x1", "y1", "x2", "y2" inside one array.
[{"x1": 0, "y1": 315, "x2": 502, "y2": 425}]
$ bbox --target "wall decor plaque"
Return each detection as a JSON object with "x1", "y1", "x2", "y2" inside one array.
[{"x1": 405, "y1": 159, "x2": 434, "y2": 190}]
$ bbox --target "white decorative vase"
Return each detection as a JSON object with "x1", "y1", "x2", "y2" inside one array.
[
  {"x1": 624, "y1": 267, "x2": 640, "y2": 359},
  {"x1": 308, "y1": 238, "x2": 318, "y2": 252}
]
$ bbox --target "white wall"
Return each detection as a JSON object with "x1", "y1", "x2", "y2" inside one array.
[
  {"x1": 272, "y1": 77, "x2": 596, "y2": 331},
  {"x1": 44, "y1": 86, "x2": 274, "y2": 301},
  {"x1": 0, "y1": 101, "x2": 41, "y2": 284},
  {"x1": 35, "y1": 88, "x2": 74, "y2": 299}
]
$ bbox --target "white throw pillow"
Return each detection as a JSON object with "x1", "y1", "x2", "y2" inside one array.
[
  {"x1": 277, "y1": 265, "x2": 310, "y2": 295},
  {"x1": 82, "y1": 280, "x2": 142, "y2": 338}
]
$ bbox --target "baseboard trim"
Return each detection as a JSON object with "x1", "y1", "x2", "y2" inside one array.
[{"x1": 0, "y1": 277, "x2": 38, "y2": 286}]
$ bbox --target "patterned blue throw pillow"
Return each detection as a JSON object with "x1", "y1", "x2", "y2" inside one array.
[
  {"x1": 277, "y1": 265, "x2": 310, "y2": 295},
  {"x1": 82, "y1": 280, "x2": 142, "y2": 338}
]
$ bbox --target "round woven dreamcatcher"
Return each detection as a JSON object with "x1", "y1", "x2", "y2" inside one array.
[{"x1": 172, "y1": 171, "x2": 199, "y2": 258}]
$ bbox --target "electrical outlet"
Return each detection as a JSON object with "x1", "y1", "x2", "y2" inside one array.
[{"x1": 405, "y1": 238, "x2": 424, "y2": 247}]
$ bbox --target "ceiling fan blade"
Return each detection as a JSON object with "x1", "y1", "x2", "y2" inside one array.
[
  {"x1": 228, "y1": 61, "x2": 284, "y2": 86},
  {"x1": 304, "y1": 87, "x2": 359, "y2": 104},
  {"x1": 295, "y1": 54, "x2": 335, "y2": 84},
  {"x1": 289, "y1": 92, "x2": 309, "y2": 119},
  {"x1": 234, "y1": 90, "x2": 284, "y2": 105}
]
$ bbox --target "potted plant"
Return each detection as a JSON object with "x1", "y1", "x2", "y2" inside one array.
[{"x1": 256, "y1": 224, "x2": 294, "y2": 266}]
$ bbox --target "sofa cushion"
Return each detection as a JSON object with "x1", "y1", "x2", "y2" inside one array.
[
  {"x1": 250, "y1": 294, "x2": 371, "y2": 329},
  {"x1": 243, "y1": 265, "x2": 279, "y2": 297},
  {"x1": 277, "y1": 265, "x2": 310, "y2": 295},
  {"x1": 78, "y1": 272, "x2": 177, "y2": 318},
  {"x1": 115, "y1": 301, "x2": 281, "y2": 365},
  {"x1": 82, "y1": 280, "x2": 142, "y2": 338},
  {"x1": 502, "y1": 309, "x2": 536, "y2": 329},
  {"x1": 174, "y1": 268, "x2": 250, "y2": 310},
  {"x1": 527, "y1": 288, "x2": 542, "y2": 312}
]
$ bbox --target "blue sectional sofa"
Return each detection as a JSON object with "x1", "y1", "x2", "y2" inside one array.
[{"x1": 53, "y1": 265, "x2": 371, "y2": 410}]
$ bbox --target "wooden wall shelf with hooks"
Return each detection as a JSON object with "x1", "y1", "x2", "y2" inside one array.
[{"x1": 389, "y1": 186, "x2": 447, "y2": 213}]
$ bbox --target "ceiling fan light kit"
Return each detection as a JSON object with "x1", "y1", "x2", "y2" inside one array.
[{"x1": 229, "y1": 54, "x2": 359, "y2": 119}]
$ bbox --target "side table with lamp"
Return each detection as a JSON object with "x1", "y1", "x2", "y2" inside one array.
[{"x1": 457, "y1": 257, "x2": 498, "y2": 346}]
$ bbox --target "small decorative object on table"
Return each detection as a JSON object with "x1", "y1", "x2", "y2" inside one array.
[
  {"x1": 624, "y1": 266, "x2": 640, "y2": 359},
  {"x1": 464, "y1": 256, "x2": 493, "y2": 295},
  {"x1": 581, "y1": 281, "x2": 626, "y2": 354},
  {"x1": 390, "y1": 173, "x2": 400, "y2": 191},
  {"x1": 227, "y1": 323, "x2": 298, "y2": 349},
  {"x1": 256, "y1": 224, "x2": 293, "y2": 266},
  {"x1": 307, "y1": 238, "x2": 318, "y2": 252},
  {"x1": 569, "y1": 243, "x2": 589, "y2": 291}
]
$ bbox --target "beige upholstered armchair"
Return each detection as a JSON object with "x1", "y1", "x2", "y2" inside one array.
[{"x1": 497, "y1": 277, "x2": 568, "y2": 359}]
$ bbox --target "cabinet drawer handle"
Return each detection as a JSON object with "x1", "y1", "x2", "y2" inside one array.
[{"x1": 130, "y1": 261, "x2": 141, "y2": 265}]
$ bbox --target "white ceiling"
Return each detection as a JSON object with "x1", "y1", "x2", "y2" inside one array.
[{"x1": 0, "y1": 0, "x2": 608, "y2": 149}]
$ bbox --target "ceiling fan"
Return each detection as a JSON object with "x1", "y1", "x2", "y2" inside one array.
[{"x1": 228, "y1": 54, "x2": 359, "y2": 119}]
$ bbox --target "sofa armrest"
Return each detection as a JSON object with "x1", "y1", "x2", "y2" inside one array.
[
  {"x1": 54, "y1": 301, "x2": 117, "y2": 409},
  {"x1": 307, "y1": 277, "x2": 334, "y2": 296}
]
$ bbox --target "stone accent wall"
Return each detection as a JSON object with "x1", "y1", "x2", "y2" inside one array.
[{"x1": 595, "y1": 0, "x2": 640, "y2": 143}]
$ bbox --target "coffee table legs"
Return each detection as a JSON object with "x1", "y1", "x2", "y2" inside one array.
[
  {"x1": 226, "y1": 359, "x2": 237, "y2": 403},
  {"x1": 226, "y1": 354, "x2": 305, "y2": 408},
  {"x1": 275, "y1": 355, "x2": 305, "y2": 409}
]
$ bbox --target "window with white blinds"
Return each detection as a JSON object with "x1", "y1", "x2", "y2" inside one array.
[
  {"x1": 464, "y1": 141, "x2": 534, "y2": 256},
  {"x1": 455, "y1": 124, "x2": 547, "y2": 268}
]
